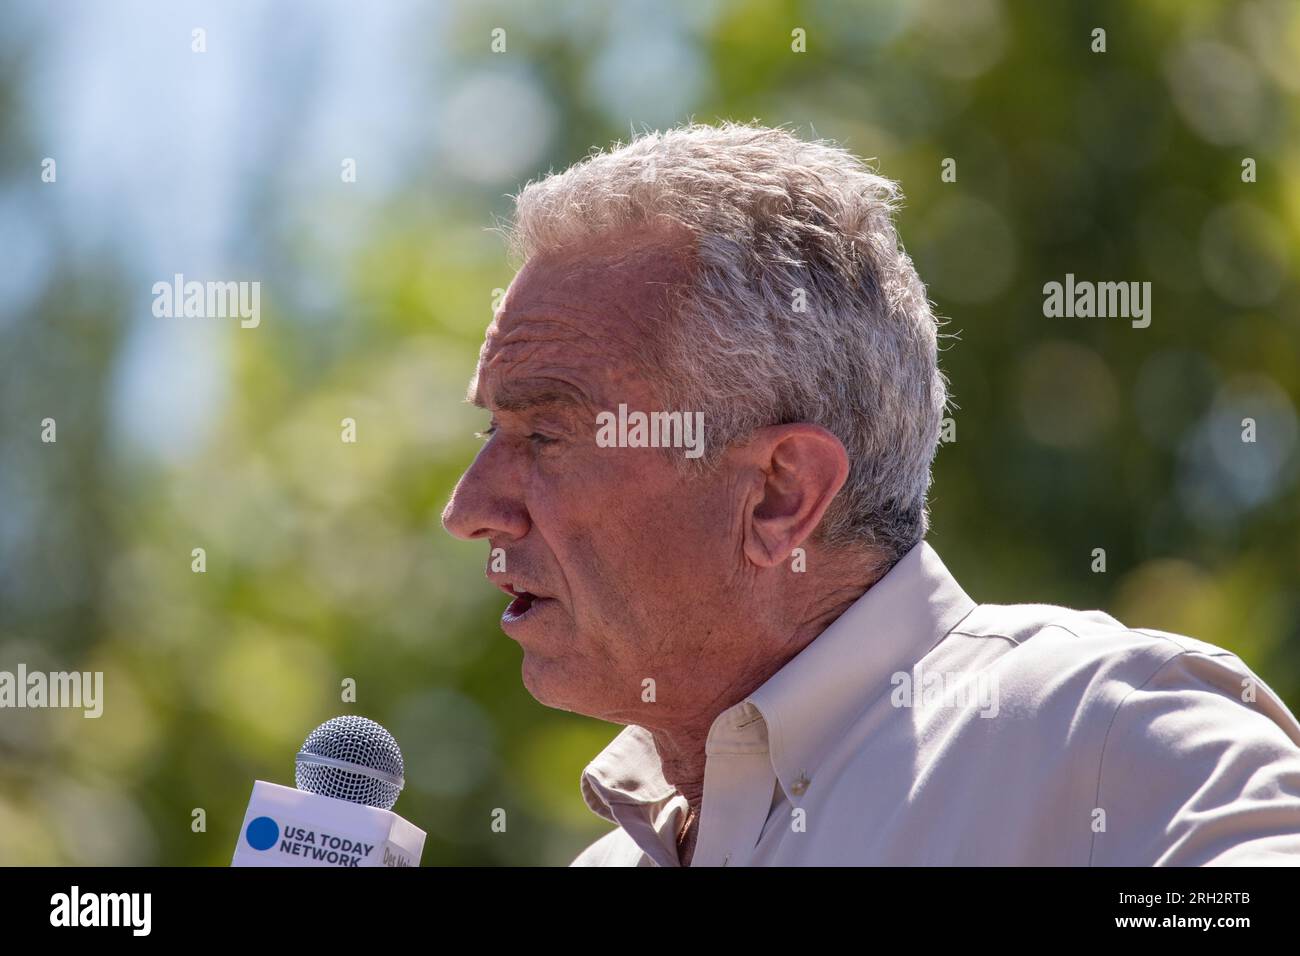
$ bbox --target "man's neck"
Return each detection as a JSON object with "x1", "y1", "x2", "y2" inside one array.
[
  {"x1": 677, "y1": 813, "x2": 699, "y2": 866},
  {"x1": 650, "y1": 565, "x2": 884, "y2": 858}
]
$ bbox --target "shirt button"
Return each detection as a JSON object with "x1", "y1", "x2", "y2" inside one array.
[{"x1": 791, "y1": 772, "x2": 810, "y2": 795}]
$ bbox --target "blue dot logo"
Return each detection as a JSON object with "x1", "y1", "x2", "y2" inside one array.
[{"x1": 245, "y1": 816, "x2": 279, "y2": 851}]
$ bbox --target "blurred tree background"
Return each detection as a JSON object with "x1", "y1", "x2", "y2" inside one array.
[{"x1": 0, "y1": 0, "x2": 1297, "y2": 864}]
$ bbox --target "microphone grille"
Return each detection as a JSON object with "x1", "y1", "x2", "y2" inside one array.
[{"x1": 295, "y1": 715, "x2": 405, "y2": 810}]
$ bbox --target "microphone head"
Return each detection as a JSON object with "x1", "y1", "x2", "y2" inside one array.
[{"x1": 295, "y1": 715, "x2": 406, "y2": 810}]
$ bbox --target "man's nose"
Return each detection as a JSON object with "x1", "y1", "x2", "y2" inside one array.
[{"x1": 441, "y1": 453, "x2": 530, "y2": 542}]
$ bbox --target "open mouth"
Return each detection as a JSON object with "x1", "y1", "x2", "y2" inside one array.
[
  {"x1": 500, "y1": 585, "x2": 554, "y2": 625},
  {"x1": 507, "y1": 591, "x2": 535, "y2": 617}
]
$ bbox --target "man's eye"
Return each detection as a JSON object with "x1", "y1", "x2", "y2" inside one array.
[{"x1": 474, "y1": 425, "x2": 555, "y2": 446}]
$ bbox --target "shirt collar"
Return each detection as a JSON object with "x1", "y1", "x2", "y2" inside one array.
[
  {"x1": 579, "y1": 723, "x2": 677, "y2": 826},
  {"x1": 578, "y1": 540, "x2": 977, "y2": 822},
  {"x1": 747, "y1": 538, "x2": 977, "y2": 804}
]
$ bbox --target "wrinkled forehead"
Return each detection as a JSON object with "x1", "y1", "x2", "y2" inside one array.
[{"x1": 471, "y1": 227, "x2": 695, "y2": 411}]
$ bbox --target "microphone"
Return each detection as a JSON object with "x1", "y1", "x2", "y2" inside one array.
[{"x1": 232, "y1": 715, "x2": 426, "y2": 867}]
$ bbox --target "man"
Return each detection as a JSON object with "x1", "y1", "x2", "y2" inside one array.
[{"x1": 441, "y1": 122, "x2": 1300, "y2": 866}]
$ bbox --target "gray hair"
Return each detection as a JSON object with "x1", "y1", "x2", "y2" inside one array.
[{"x1": 507, "y1": 122, "x2": 949, "y2": 566}]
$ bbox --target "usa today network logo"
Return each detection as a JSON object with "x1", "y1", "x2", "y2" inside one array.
[{"x1": 244, "y1": 816, "x2": 380, "y2": 866}]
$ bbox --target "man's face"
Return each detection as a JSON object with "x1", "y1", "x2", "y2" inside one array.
[{"x1": 442, "y1": 227, "x2": 743, "y2": 724}]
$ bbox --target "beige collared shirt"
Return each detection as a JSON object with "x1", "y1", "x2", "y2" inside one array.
[{"x1": 571, "y1": 541, "x2": 1300, "y2": 865}]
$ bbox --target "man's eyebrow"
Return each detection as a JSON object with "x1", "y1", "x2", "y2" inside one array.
[{"x1": 469, "y1": 380, "x2": 590, "y2": 413}]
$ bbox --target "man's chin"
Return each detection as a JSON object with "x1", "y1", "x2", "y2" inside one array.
[{"x1": 518, "y1": 651, "x2": 587, "y2": 713}]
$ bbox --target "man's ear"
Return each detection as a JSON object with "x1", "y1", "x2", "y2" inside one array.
[{"x1": 738, "y1": 424, "x2": 850, "y2": 568}]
